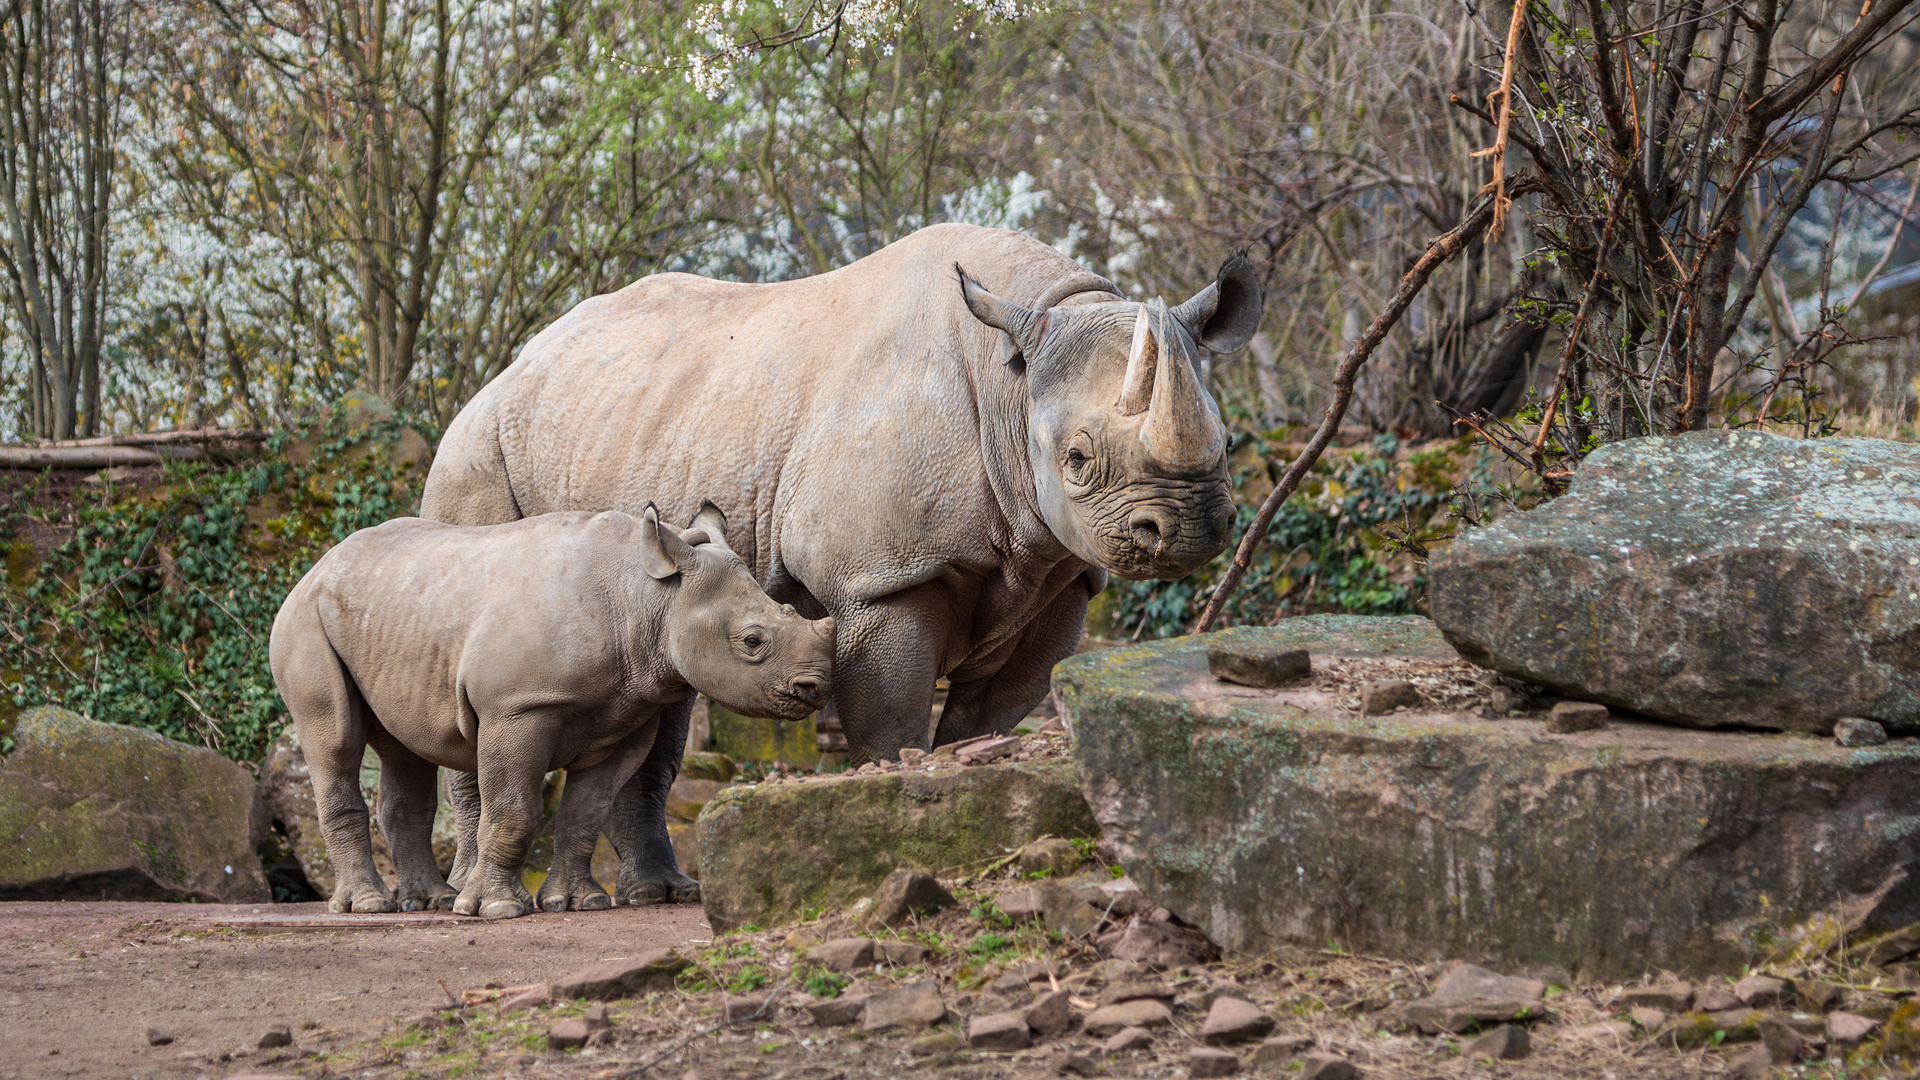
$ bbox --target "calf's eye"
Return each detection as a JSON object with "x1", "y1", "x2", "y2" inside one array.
[{"x1": 744, "y1": 634, "x2": 764, "y2": 648}]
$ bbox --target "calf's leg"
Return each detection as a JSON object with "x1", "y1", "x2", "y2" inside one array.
[
  {"x1": 608, "y1": 696, "x2": 699, "y2": 905},
  {"x1": 366, "y1": 727, "x2": 456, "y2": 911},
  {"x1": 443, "y1": 769, "x2": 480, "y2": 891},
  {"x1": 271, "y1": 607, "x2": 395, "y2": 913},
  {"x1": 453, "y1": 715, "x2": 557, "y2": 920},
  {"x1": 543, "y1": 720, "x2": 659, "y2": 912}
]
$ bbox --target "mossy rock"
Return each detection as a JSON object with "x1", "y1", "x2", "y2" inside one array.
[
  {"x1": 696, "y1": 758, "x2": 1097, "y2": 931},
  {"x1": 1057, "y1": 614, "x2": 1920, "y2": 981},
  {"x1": 0, "y1": 705, "x2": 268, "y2": 902}
]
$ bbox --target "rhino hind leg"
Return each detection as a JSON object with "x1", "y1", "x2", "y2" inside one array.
[
  {"x1": 540, "y1": 722, "x2": 658, "y2": 912},
  {"x1": 935, "y1": 574, "x2": 1092, "y2": 746},
  {"x1": 443, "y1": 769, "x2": 481, "y2": 891},
  {"x1": 366, "y1": 730, "x2": 456, "y2": 912},
  {"x1": 608, "y1": 696, "x2": 700, "y2": 905},
  {"x1": 272, "y1": 606, "x2": 396, "y2": 914}
]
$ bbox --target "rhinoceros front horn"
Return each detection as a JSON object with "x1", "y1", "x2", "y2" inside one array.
[{"x1": 1136, "y1": 302, "x2": 1226, "y2": 473}]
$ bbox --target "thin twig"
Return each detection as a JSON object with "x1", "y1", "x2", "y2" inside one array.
[
  {"x1": 1529, "y1": 185, "x2": 1628, "y2": 479},
  {"x1": 1191, "y1": 182, "x2": 1528, "y2": 634},
  {"x1": 1474, "y1": 0, "x2": 1533, "y2": 243}
]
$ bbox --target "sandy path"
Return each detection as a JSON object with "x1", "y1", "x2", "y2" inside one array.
[{"x1": 0, "y1": 900, "x2": 709, "y2": 1080}]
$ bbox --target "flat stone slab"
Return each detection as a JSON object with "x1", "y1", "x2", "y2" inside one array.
[
  {"x1": 1056, "y1": 614, "x2": 1920, "y2": 981},
  {"x1": 696, "y1": 754, "x2": 1096, "y2": 932}
]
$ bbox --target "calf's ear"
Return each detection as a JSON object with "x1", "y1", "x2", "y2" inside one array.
[
  {"x1": 687, "y1": 500, "x2": 732, "y2": 552},
  {"x1": 637, "y1": 504, "x2": 695, "y2": 580},
  {"x1": 956, "y1": 263, "x2": 1048, "y2": 366},
  {"x1": 1172, "y1": 254, "x2": 1263, "y2": 353}
]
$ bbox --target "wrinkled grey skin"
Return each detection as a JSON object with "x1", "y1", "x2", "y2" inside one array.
[
  {"x1": 268, "y1": 505, "x2": 834, "y2": 919},
  {"x1": 422, "y1": 223, "x2": 1261, "y2": 903}
]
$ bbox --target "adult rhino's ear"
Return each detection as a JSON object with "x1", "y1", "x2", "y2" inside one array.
[
  {"x1": 686, "y1": 501, "x2": 732, "y2": 553},
  {"x1": 956, "y1": 263, "x2": 1048, "y2": 366},
  {"x1": 637, "y1": 503, "x2": 695, "y2": 580},
  {"x1": 1172, "y1": 254, "x2": 1263, "y2": 353}
]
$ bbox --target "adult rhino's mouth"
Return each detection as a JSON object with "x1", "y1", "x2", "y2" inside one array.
[{"x1": 1095, "y1": 489, "x2": 1235, "y2": 580}]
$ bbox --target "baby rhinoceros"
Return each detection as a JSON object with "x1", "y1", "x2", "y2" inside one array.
[{"x1": 269, "y1": 503, "x2": 834, "y2": 919}]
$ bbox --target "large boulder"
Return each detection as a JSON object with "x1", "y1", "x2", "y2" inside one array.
[
  {"x1": 1429, "y1": 430, "x2": 1920, "y2": 733},
  {"x1": 1057, "y1": 616, "x2": 1920, "y2": 981},
  {"x1": 0, "y1": 706, "x2": 268, "y2": 902},
  {"x1": 697, "y1": 757, "x2": 1098, "y2": 931}
]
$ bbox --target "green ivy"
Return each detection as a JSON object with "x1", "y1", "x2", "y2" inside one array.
[{"x1": 0, "y1": 405, "x2": 434, "y2": 762}]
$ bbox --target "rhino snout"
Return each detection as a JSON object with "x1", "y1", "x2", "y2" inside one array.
[{"x1": 788, "y1": 674, "x2": 829, "y2": 709}]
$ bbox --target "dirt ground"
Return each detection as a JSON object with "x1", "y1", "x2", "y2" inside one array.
[
  {"x1": 11, "y1": 882, "x2": 1920, "y2": 1080},
  {"x1": 0, "y1": 899, "x2": 707, "y2": 1080}
]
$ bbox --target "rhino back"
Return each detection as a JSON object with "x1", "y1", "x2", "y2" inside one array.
[
  {"x1": 289, "y1": 514, "x2": 656, "y2": 765},
  {"x1": 425, "y1": 224, "x2": 1118, "y2": 609}
]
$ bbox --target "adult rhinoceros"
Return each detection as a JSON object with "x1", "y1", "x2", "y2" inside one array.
[{"x1": 421, "y1": 223, "x2": 1260, "y2": 903}]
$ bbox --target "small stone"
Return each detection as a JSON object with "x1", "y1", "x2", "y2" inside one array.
[
  {"x1": 1431, "y1": 962, "x2": 1546, "y2": 1002},
  {"x1": 1055, "y1": 1054, "x2": 1104, "y2": 1076},
  {"x1": 1016, "y1": 837, "x2": 1085, "y2": 877},
  {"x1": 898, "y1": 748, "x2": 928, "y2": 765},
  {"x1": 806, "y1": 994, "x2": 869, "y2": 1026},
  {"x1": 497, "y1": 984, "x2": 552, "y2": 1014},
  {"x1": 1252, "y1": 1035, "x2": 1313, "y2": 1065},
  {"x1": 583, "y1": 1003, "x2": 610, "y2": 1030},
  {"x1": 1560, "y1": 1021, "x2": 1633, "y2": 1041},
  {"x1": 1102, "y1": 1026, "x2": 1155, "y2": 1052},
  {"x1": 1084, "y1": 998, "x2": 1172, "y2": 1036},
  {"x1": 876, "y1": 941, "x2": 927, "y2": 965},
  {"x1": 1207, "y1": 643, "x2": 1312, "y2": 688},
  {"x1": 1797, "y1": 980, "x2": 1842, "y2": 1012},
  {"x1": 1620, "y1": 982, "x2": 1694, "y2": 1012},
  {"x1": 861, "y1": 870, "x2": 956, "y2": 929},
  {"x1": 1189, "y1": 1047, "x2": 1241, "y2": 1077},
  {"x1": 988, "y1": 971, "x2": 1033, "y2": 996},
  {"x1": 999, "y1": 888, "x2": 1043, "y2": 922},
  {"x1": 967, "y1": 1012, "x2": 1031, "y2": 1050},
  {"x1": 1038, "y1": 881, "x2": 1103, "y2": 938},
  {"x1": 1728, "y1": 1045, "x2": 1777, "y2": 1080},
  {"x1": 956, "y1": 736, "x2": 1021, "y2": 764},
  {"x1": 1361, "y1": 679, "x2": 1420, "y2": 713},
  {"x1": 725, "y1": 996, "x2": 768, "y2": 1022},
  {"x1": 145, "y1": 1026, "x2": 175, "y2": 1046},
  {"x1": 1300, "y1": 1051, "x2": 1361, "y2": 1079},
  {"x1": 1695, "y1": 986, "x2": 1742, "y2": 1012},
  {"x1": 1758, "y1": 1016, "x2": 1803, "y2": 1063},
  {"x1": 808, "y1": 938, "x2": 876, "y2": 972},
  {"x1": 1828, "y1": 1010, "x2": 1878, "y2": 1045},
  {"x1": 1098, "y1": 981, "x2": 1175, "y2": 1006},
  {"x1": 256, "y1": 1024, "x2": 293, "y2": 1050},
  {"x1": 1836, "y1": 718, "x2": 1888, "y2": 747},
  {"x1": 1546, "y1": 700, "x2": 1610, "y2": 733},
  {"x1": 859, "y1": 980, "x2": 947, "y2": 1032},
  {"x1": 552, "y1": 950, "x2": 689, "y2": 1000},
  {"x1": 1734, "y1": 974, "x2": 1788, "y2": 1008},
  {"x1": 1024, "y1": 989, "x2": 1075, "y2": 1036},
  {"x1": 548, "y1": 1018, "x2": 591, "y2": 1050},
  {"x1": 907, "y1": 1030, "x2": 960, "y2": 1056},
  {"x1": 1629, "y1": 1006, "x2": 1666, "y2": 1028},
  {"x1": 1461, "y1": 1024, "x2": 1529, "y2": 1060},
  {"x1": 1201, "y1": 996, "x2": 1274, "y2": 1045},
  {"x1": 1489, "y1": 686, "x2": 1527, "y2": 715}
]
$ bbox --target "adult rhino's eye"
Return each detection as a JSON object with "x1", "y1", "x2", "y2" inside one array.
[{"x1": 1067, "y1": 449, "x2": 1088, "y2": 468}]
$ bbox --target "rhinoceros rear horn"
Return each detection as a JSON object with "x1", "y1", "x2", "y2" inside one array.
[
  {"x1": 957, "y1": 263, "x2": 1048, "y2": 365},
  {"x1": 637, "y1": 503, "x2": 696, "y2": 580},
  {"x1": 1172, "y1": 254, "x2": 1263, "y2": 353},
  {"x1": 687, "y1": 500, "x2": 732, "y2": 553}
]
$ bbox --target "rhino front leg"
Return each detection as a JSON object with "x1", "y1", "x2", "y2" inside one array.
[
  {"x1": 366, "y1": 730, "x2": 456, "y2": 911},
  {"x1": 825, "y1": 587, "x2": 947, "y2": 764},
  {"x1": 443, "y1": 769, "x2": 480, "y2": 892},
  {"x1": 936, "y1": 573, "x2": 1092, "y2": 745},
  {"x1": 608, "y1": 696, "x2": 699, "y2": 905},
  {"x1": 453, "y1": 724, "x2": 553, "y2": 920},
  {"x1": 542, "y1": 721, "x2": 659, "y2": 912}
]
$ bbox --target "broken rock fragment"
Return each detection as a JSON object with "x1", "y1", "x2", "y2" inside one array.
[
  {"x1": 1084, "y1": 998, "x2": 1173, "y2": 1036},
  {"x1": 858, "y1": 980, "x2": 947, "y2": 1032},
  {"x1": 966, "y1": 1012, "x2": 1031, "y2": 1050},
  {"x1": 860, "y1": 870, "x2": 956, "y2": 929},
  {"x1": 1201, "y1": 996, "x2": 1275, "y2": 1045},
  {"x1": 552, "y1": 950, "x2": 688, "y2": 1000},
  {"x1": 1207, "y1": 642, "x2": 1311, "y2": 687},
  {"x1": 1188, "y1": 1047, "x2": 1240, "y2": 1077}
]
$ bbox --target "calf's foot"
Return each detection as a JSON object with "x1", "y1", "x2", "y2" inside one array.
[{"x1": 328, "y1": 879, "x2": 398, "y2": 914}]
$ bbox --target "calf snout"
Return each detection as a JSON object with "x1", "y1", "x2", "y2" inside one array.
[{"x1": 789, "y1": 675, "x2": 829, "y2": 709}]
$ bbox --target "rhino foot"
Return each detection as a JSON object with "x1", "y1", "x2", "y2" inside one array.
[
  {"x1": 480, "y1": 898, "x2": 531, "y2": 920},
  {"x1": 329, "y1": 883, "x2": 398, "y2": 914},
  {"x1": 538, "y1": 876, "x2": 613, "y2": 913},
  {"x1": 396, "y1": 881, "x2": 458, "y2": 913},
  {"x1": 618, "y1": 871, "x2": 700, "y2": 906}
]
